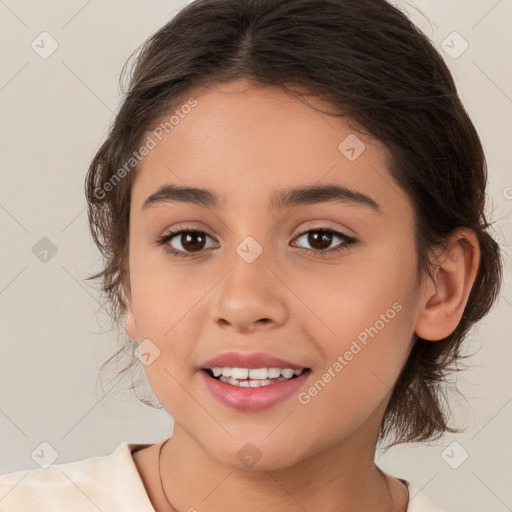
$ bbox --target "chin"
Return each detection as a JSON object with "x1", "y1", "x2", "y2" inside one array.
[{"x1": 206, "y1": 437, "x2": 306, "y2": 472}]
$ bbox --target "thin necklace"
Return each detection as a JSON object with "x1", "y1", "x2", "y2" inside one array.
[
  {"x1": 158, "y1": 440, "x2": 409, "y2": 512},
  {"x1": 158, "y1": 439, "x2": 178, "y2": 512}
]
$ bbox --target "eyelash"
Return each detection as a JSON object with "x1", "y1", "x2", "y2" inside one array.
[{"x1": 155, "y1": 226, "x2": 356, "y2": 258}]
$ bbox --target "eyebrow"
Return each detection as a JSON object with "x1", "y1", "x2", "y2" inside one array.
[{"x1": 141, "y1": 183, "x2": 381, "y2": 214}]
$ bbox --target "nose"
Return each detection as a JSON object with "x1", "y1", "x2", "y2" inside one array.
[{"x1": 209, "y1": 257, "x2": 288, "y2": 334}]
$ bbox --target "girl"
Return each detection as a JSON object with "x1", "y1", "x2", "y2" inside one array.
[{"x1": 0, "y1": 0, "x2": 503, "y2": 511}]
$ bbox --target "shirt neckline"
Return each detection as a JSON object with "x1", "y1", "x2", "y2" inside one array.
[{"x1": 123, "y1": 442, "x2": 441, "y2": 512}]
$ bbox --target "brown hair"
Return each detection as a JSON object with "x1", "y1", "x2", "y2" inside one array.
[{"x1": 85, "y1": 0, "x2": 504, "y2": 450}]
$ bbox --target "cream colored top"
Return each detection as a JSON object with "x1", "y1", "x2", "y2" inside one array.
[{"x1": 0, "y1": 442, "x2": 447, "y2": 511}]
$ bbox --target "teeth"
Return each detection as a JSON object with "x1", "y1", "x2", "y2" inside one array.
[
  {"x1": 281, "y1": 368, "x2": 295, "y2": 378},
  {"x1": 249, "y1": 368, "x2": 268, "y2": 379},
  {"x1": 268, "y1": 368, "x2": 282, "y2": 378},
  {"x1": 209, "y1": 366, "x2": 306, "y2": 381},
  {"x1": 219, "y1": 376, "x2": 276, "y2": 387},
  {"x1": 231, "y1": 367, "x2": 249, "y2": 379}
]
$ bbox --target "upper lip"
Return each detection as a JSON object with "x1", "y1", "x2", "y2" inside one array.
[{"x1": 200, "y1": 351, "x2": 309, "y2": 370}]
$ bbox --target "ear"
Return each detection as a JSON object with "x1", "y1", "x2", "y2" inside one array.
[
  {"x1": 121, "y1": 270, "x2": 137, "y2": 341},
  {"x1": 415, "y1": 228, "x2": 481, "y2": 341}
]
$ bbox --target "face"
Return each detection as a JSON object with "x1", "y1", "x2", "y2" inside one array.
[{"x1": 124, "y1": 79, "x2": 425, "y2": 470}]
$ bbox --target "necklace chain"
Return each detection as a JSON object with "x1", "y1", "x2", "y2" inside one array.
[
  {"x1": 158, "y1": 439, "x2": 178, "y2": 512},
  {"x1": 157, "y1": 440, "x2": 409, "y2": 512}
]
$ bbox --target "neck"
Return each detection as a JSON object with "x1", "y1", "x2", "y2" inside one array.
[{"x1": 157, "y1": 423, "x2": 406, "y2": 512}]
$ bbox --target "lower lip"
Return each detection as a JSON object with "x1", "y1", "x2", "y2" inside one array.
[{"x1": 200, "y1": 370, "x2": 311, "y2": 411}]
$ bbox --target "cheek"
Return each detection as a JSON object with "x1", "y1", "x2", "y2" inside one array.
[
  {"x1": 298, "y1": 246, "x2": 414, "y2": 340},
  {"x1": 129, "y1": 243, "x2": 206, "y2": 337},
  {"x1": 297, "y1": 300, "x2": 414, "y2": 442},
  {"x1": 298, "y1": 250, "x2": 416, "y2": 397}
]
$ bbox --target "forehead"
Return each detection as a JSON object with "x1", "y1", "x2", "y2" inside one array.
[{"x1": 131, "y1": 80, "x2": 412, "y2": 222}]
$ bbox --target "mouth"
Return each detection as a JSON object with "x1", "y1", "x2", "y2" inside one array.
[
  {"x1": 198, "y1": 351, "x2": 313, "y2": 410},
  {"x1": 202, "y1": 367, "x2": 312, "y2": 387},
  {"x1": 200, "y1": 366, "x2": 313, "y2": 411}
]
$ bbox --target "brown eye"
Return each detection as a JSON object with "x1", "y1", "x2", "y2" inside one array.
[
  {"x1": 292, "y1": 228, "x2": 356, "y2": 256},
  {"x1": 174, "y1": 231, "x2": 207, "y2": 252},
  {"x1": 156, "y1": 227, "x2": 356, "y2": 258},
  {"x1": 156, "y1": 229, "x2": 217, "y2": 257},
  {"x1": 302, "y1": 230, "x2": 334, "y2": 250}
]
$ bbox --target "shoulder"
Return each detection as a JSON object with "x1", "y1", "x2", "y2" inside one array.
[
  {"x1": 404, "y1": 479, "x2": 449, "y2": 512},
  {"x1": 0, "y1": 443, "x2": 155, "y2": 512}
]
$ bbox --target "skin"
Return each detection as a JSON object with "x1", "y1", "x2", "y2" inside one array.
[{"x1": 124, "y1": 79, "x2": 480, "y2": 512}]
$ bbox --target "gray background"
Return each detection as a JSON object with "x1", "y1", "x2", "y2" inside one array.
[{"x1": 0, "y1": 1, "x2": 511, "y2": 511}]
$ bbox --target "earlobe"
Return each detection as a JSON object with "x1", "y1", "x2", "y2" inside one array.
[
  {"x1": 125, "y1": 309, "x2": 137, "y2": 340},
  {"x1": 415, "y1": 229, "x2": 481, "y2": 342},
  {"x1": 121, "y1": 277, "x2": 137, "y2": 340},
  {"x1": 124, "y1": 295, "x2": 137, "y2": 340}
]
